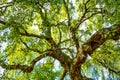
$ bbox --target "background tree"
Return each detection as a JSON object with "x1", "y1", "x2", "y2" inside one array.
[{"x1": 0, "y1": 0, "x2": 120, "y2": 80}]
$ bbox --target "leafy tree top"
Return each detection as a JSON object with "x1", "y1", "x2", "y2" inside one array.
[{"x1": 0, "y1": 0, "x2": 120, "y2": 80}]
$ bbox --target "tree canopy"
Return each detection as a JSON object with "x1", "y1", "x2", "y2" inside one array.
[{"x1": 0, "y1": 0, "x2": 120, "y2": 80}]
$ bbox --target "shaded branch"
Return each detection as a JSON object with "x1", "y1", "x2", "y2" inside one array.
[
  {"x1": 30, "y1": 51, "x2": 53, "y2": 66},
  {"x1": 1, "y1": 47, "x2": 72, "y2": 73},
  {"x1": 0, "y1": 20, "x2": 46, "y2": 39},
  {"x1": 75, "y1": 0, "x2": 90, "y2": 30},
  {"x1": 63, "y1": 0, "x2": 71, "y2": 26},
  {"x1": 5, "y1": 35, "x2": 72, "y2": 74},
  {"x1": 75, "y1": 11, "x2": 103, "y2": 30},
  {"x1": 20, "y1": 32, "x2": 46, "y2": 39},
  {"x1": 83, "y1": 77, "x2": 92, "y2": 80},
  {"x1": 82, "y1": 24, "x2": 120, "y2": 55},
  {"x1": 63, "y1": 0, "x2": 80, "y2": 50},
  {"x1": 20, "y1": 39, "x2": 52, "y2": 54},
  {"x1": 45, "y1": 32, "x2": 58, "y2": 48},
  {"x1": 58, "y1": 39, "x2": 70, "y2": 46},
  {"x1": 96, "y1": 59, "x2": 120, "y2": 74},
  {"x1": 69, "y1": 0, "x2": 91, "y2": 50},
  {"x1": 60, "y1": 69, "x2": 67, "y2": 80},
  {"x1": 0, "y1": 2, "x2": 13, "y2": 10},
  {"x1": 81, "y1": 11, "x2": 103, "y2": 24},
  {"x1": 0, "y1": 20, "x2": 6, "y2": 25},
  {"x1": 1, "y1": 64, "x2": 33, "y2": 73},
  {"x1": 70, "y1": 27, "x2": 80, "y2": 50},
  {"x1": 20, "y1": 38, "x2": 72, "y2": 72},
  {"x1": 58, "y1": 26, "x2": 62, "y2": 45},
  {"x1": 0, "y1": 51, "x2": 53, "y2": 73}
]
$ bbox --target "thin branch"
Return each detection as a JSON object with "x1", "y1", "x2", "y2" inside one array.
[
  {"x1": 84, "y1": 0, "x2": 91, "y2": 5},
  {"x1": 63, "y1": 0, "x2": 71, "y2": 26},
  {"x1": 20, "y1": 39, "x2": 53, "y2": 54},
  {"x1": 20, "y1": 32, "x2": 46, "y2": 39},
  {"x1": 95, "y1": 59, "x2": 120, "y2": 74},
  {"x1": 63, "y1": 0, "x2": 80, "y2": 50},
  {"x1": 58, "y1": 39, "x2": 71, "y2": 46},
  {"x1": 0, "y1": 2, "x2": 13, "y2": 9},
  {"x1": 68, "y1": 0, "x2": 91, "y2": 50},
  {"x1": 74, "y1": 11, "x2": 103, "y2": 30},
  {"x1": 83, "y1": 77, "x2": 92, "y2": 80},
  {"x1": 0, "y1": 20, "x2": 6, "y2": 25},
  {"x1": 0, "y1": 4, "x2": 12, "y2": 9},
  {"x1": 35, "y1": 0, "x2": 47, "y2": 22},
  {"x1": 35, "y1": 0, "x2": 45, "y2": 10},
  {"x1": 75, "y1": 0, "x2": 91, "y2": 30},
  {"x1": 58, "y1": 26, "x2": 62, "y2": 45},
  {"x1": 81, "y1": 11, "x2": 103, "y2": 23},
  {"x1": 60, "y1": 69, "x2": 67, "y2": 80},
  {"x1": 0, "y1": 20, "x2": 46, "y2": 39}
]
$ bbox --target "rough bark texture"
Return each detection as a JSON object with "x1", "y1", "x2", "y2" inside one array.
[
  {"x1": 68, "y1": 24, "x2": 120, "y2": 80},
  {"x1": 82, "y1": 24, "x2": 120, "y2": 55},
  {"x1": 70, "y1": 68, "x2": 82, "y2": 80}
]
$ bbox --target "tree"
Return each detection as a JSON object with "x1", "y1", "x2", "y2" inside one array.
[{"x1": 0, "y1": 0, "x2": 120, "y2": 80}]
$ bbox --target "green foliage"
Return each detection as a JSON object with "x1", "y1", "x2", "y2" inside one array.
[
  {"x1": 0, "y1": 0, "x2": 120, "y2": 79},
  {"x1": 1, "y1": 58, "x2": 62, "y2": 80}
]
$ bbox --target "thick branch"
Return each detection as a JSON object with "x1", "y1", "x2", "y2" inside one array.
[
  {"x1": 1, "y1": 64, "x2": 33, "y2": 73},
  {"x1": 1, "y1": 49, "x2": 72, "y2": 73},
  {"x1": 1, "y1": 37, "x2": 72, "y2": 73},
  {"x1": 82, "y1": 24, "x2": 120, "y2": 55},
  {"x1": 21, "y1": 39, "x2": 72, "y2": 68},
  {"x1": 0, "y1": 52, "x2": 52, "y2": 73},
  {"x1": 1, "y1": 41, "x2": 72, "y2": 73}
]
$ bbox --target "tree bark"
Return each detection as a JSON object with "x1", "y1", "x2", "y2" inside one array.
[
  {"x1": 69, "y1": 67, "x2": 92, "y2": 80},
  {"x1": 1, "y1": 19, "x2": 120, "y2": 79},
  {"x1": 70, "y1": 67, "x2": 82, "y2": 80}
]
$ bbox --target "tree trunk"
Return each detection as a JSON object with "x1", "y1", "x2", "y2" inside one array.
[
  {"x1": 70, "y1": 66, "x2": 83, "y2": 80},
  {"x1": 69, "y1": 67, "x2": 92, "y2": 80}
]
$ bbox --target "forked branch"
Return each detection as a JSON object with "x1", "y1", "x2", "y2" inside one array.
[
  {"x1": 82, "y1": 24, "x2": 120, "y2": 55},
  {"x1": 0, "y1": 51, "x2": 53, "y2": 73}
]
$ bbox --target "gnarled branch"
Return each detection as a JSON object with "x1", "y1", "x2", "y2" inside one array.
[
  {"x1": 0, "y1": 51, "x2": 52, "y2": 73},
  {"x1": 82, "y1": 24, "x2": 120, "y2": 55}
]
